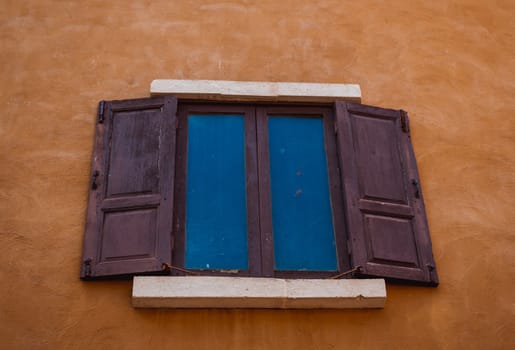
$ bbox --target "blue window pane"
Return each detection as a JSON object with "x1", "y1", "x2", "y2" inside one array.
[
  {"x1": 185, "y1": 115, "x2": 248, "y2": 270},
  {"x1": 268, "y1": 116, "x2": 337, "y2": 271}
]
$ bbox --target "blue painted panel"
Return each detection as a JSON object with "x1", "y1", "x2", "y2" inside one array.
[
  {"x1": 185, "y1": 115, "x2": 248, "y2": 270},
  {"x1": 268, "y1": 116, "x2": 337, "y2": 271}
]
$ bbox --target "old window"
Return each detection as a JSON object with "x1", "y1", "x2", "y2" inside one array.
[
  {"x1": 81, "y1": 96, "x2": 438, "y2": 286},
  {"x1": 172, "y1": 104, "x2": 347, "y2": 278}
]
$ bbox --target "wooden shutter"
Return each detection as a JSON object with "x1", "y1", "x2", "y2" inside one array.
[
  {"x1": 81, "y1": 96, "x2": 177, "y2": 278},
  {"x1": 335, "y1": 102, "x2": 438, "y2": 285}
]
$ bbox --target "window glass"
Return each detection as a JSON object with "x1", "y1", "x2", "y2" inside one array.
[
  {"x1": 185, "y1": 115, "x2": 248, "y2": 270},
  {"x1": 268, "y1": 116, "x2": 337, "y2": 271}
]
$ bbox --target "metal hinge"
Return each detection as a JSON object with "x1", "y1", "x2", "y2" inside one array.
[
  {"x1": 84, "y1": 258, "x2": 92, "y2": 277},
  {"x1": 426, "y1": 263, "x2": 437, "y2": 282},
  {"x1": 347, "y1": 239, "x2": 352, "y2": 255},
  {"x1": 175, "y1": 117, "x2": 179, "y2": 129},
  {"x1": 97, "y1": 100, "x2": 105, "y2": 124},
  {"x1": 411, "y1": 179, "x2": 421, "y2": 199},
  {"x1": 91, "y1": 170, "x2": 100, "y2": 190},
  {"x1": 400, "y1": 110, "x2": 410, "y2": 133}
]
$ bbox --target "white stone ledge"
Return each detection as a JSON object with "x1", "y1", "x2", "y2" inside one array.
[
  {"x1": 132, "y1": 276, "x2": 385, "y2": 309},
  {"x1": 150, "y1": 79, "x2": 362, "y2": 103}
]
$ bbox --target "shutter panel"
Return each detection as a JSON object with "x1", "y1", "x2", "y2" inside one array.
[
  {"x1": 335, "y1": 102, "x2": 438, "y2": 285},
  {"x1": 81, "y1": 96, "x2": 177, "y2": 278}
]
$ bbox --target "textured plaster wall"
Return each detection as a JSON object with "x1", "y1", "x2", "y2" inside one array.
[{"x1": 1, "y1": 1, "x2": 514, "y2": 349}]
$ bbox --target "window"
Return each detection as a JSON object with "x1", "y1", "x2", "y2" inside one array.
[
  {"x1": 81, "y1": 96, "x2": 438, "y2": 285},
  {"x1": 172, "y1": 104, "x2": 347, "y2": 278}
]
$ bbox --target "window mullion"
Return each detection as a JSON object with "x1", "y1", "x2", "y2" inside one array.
[
  {"x1": 244, "y1": 106, "x2": 263, "y2": 277},
  {"x1": 256, "y1": 107, "x2": 275, "y2": 277}
]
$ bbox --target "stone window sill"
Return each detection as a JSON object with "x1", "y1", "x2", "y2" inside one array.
[{"x1": 132, "y1": 276, "x2": 386, "y2": 309}]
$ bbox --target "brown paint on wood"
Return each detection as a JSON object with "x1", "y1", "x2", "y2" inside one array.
[
  {"x1": 256, "y1": 107, "x2": 275, "y2": 277},
  {"x1": 335, "y1": 101, "x2": 438, "y2": 285},
  {"x1": 81, "y1": 96, "x2": 177, "y2": 278},
  {"x1": 256, "y1": 105, "x2": 351, "y2": 277},
  {"x1": 84, "y1": 99, "x2": 437, "y2": 283},
  {"x1": 172, "y1": 103, "x2": 260, "y2": 277}
]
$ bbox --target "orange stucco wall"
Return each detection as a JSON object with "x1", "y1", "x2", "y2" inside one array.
[{"x1": 1, "y1": 1, "x2": 514, "y2": 349}]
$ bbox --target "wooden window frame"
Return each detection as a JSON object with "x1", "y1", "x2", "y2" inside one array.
[
  {"x1": 172, "y1": 102, "x2": 351, "y2": 279},
  {"x1": 81, "y1": 96, "x2": 438, "y2": 286}
]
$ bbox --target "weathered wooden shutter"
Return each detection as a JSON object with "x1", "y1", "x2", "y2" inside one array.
[
  {"x1": 335, "y1": 102, "x2": 438, "y2": 285},
  {"x1": 81, "y1": 96, "x2": 177, "y2": 278}
]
